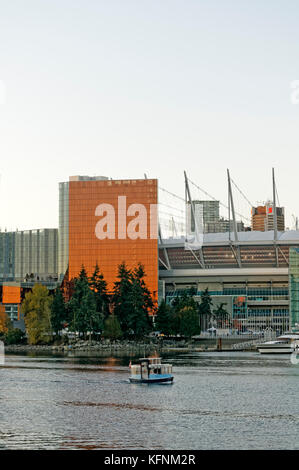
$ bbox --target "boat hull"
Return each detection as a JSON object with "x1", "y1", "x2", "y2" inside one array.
[
  {"x1": 129, "y1": 374, "x2": 174, "y2": 384},
  {"x1": 258, "y1": 347, "x2": 295, "y2": 354}
]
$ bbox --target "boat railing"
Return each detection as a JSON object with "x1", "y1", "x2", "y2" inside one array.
[{"x1": 130, "y1": 363, "x2": 173, "y2": 376}]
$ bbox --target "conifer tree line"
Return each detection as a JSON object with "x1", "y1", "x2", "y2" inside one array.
[
  {"x1": 21, "y1": 262, "x2": 156, "y2": 344},
  {"x1": 1, "y1": 263, "x2": 229, "y2": 345}
]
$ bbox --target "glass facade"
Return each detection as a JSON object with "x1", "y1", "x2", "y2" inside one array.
[
  {"x1": 68, "y1": 178, "x2": 158, "y2": 298},
  {"x1": 58, "y1": 182, "x2": 69, "y2": 281},
  {"x1": 289, "y1": 247, "x2": 299, "y2": 330},
  {"x1": 166, "y1": 284, "x2": 290, "y2": 332}
]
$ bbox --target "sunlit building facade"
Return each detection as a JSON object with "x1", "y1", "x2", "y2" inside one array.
[{"x1": 59, "y1": 176, "x2": 159, "y2": 301}]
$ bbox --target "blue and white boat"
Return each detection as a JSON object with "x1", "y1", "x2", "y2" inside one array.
[{"x1": 129, "y1": 357, "x2": 174, "y2": 384}]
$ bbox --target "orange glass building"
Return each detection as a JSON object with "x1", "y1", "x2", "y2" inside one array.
[{"x1": 60, "y1": 176, "x2": 158, "y2": 303}]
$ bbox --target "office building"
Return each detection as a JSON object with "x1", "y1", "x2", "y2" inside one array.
[{"x1": 252, "y1": 202, "x2": 285, "y2": 232}]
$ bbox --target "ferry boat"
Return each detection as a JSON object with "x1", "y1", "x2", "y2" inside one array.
[
  {"x1": 257, "y1": 334, "x2": 299, "y2": 354},
  {"x1": 129, "y1": 357, "x2": 174, "y2": 384}
]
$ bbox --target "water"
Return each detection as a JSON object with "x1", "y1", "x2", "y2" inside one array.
[{"x1": 0, "y1": 351, "x2": 299, "y2": 450}]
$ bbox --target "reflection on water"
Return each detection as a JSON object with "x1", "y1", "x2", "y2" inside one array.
[{"x1": 0, "y1": 351, "x2": 299, "y2": 450}]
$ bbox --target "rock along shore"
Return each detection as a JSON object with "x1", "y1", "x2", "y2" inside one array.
[
  {"x1": 4, "y1": 339, "x2": 163, "y2": 354},
  {"x1": 4, "y1": 338, "x2": 258, "y2": 354}
]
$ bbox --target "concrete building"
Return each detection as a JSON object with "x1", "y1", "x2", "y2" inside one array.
[
  {"x1": 158, "y1": 231, "x2": 299, "y2": 333},
  {"x1": 0, "y1": 228, "x2": 58, "y2": 325},
  {"x1": 187, "y1": 200, "x2": 245, "y2": 234},
  {"x1": 252, "y1": 202, "x2": 285, "y2": 232}
]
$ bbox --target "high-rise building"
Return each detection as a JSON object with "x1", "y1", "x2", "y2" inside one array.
[
  {"x1": 0, "y1": 228, "x2": 58, "y2": 328},
  {"x1": 251, "y1": 202, "x2": 285, "y2": 232},
  {"x1": 0, "y1": 229, "x2": 58, "y2": 282},
  {"x1": 188, "y1": 200, "x2": 219, "y2": 233},
  {"x1": 59, "y1": 176, "x2": 158, "y2": 301},
  {"x1": 187, "y1": 200, "x2": 245, "y2": 234}
]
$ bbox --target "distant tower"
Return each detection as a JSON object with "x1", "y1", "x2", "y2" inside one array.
[{"x1": 251, "y1": 202, "x2": 285, "y2": 231}]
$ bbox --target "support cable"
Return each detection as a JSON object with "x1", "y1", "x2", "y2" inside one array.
[{"x1": 187, "y1": 177, "x2": 251, "y2": 223}]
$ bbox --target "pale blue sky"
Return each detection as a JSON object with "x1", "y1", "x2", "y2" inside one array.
[{"x1": 0, "y1": 0, "x2": 299, "y2": 230}]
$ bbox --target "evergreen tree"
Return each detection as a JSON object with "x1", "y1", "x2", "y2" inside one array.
[
  {"x1": 155, "y1": 300, "x2": 172, "y2": 335},
  {"x1": 170, "y1": 290, "x2": 200, "y2": 336},
  {"x1": 89, "y1": 263, "x2": 109, "y2": 317},
  {"x1": 198, "y1": 288, "x2": 213, "y2": 331},
  {"x1": 112, "y1": 262, "x2": 134, "y2": 333},
  {"x1": 68, "y1": 265, "x2": 104, "y2": 338},
  {"x1": 180, "y1": 306, "x2": 201, "y2": 338},
  {"x1": 82, "y1": 287, "x2": 103, "y2": 340},
  {"x1": 103, "y1": 315, "x2": 122, "y2": 340},
  {"x1": 68, "y1": 265, "x2": 91, "y2": 337},
  {"x1": 78, "y1": 265, "x2": 88, "y2": 281},
  {"x1": 50, "y1": 288, "x2": 66, "y2": 337},
  {"x1": 112, "y1": 262, "x2": 155, "y2": 337},
  {"x1": 213, "y1": 303, "x2": 229, "y2": 328},
  {"x1": 127, "y1": 265, "x2": 153, "y2": 337}
]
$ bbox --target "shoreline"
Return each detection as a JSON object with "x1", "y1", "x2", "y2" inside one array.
[{"x1": 4, "y1": 339, "x2": 258, "y2": 354}]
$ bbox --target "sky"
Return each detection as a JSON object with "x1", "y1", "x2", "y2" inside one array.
[{"x1": 0, "y1": 0, "x2": 299, "y2": 231}]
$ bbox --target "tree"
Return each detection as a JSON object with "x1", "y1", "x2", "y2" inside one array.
[
  {"x1": 51, "y1": 288, "x2": 66, "y2": 337},
  {"x1": 155, "y1": 300, "x2": 172, "y2": 335},
  {"x1": 127, "y1": 265, "x2": 153, "y2": 338},
  {"x1": 0, "y1": 309, "x2": 11, "y2": 335},
  {"x1": 213, "y1": 303, "x2": 229, "y2": 328},
  {"x1": 170, "y1": 290, "x2": 200, "y2": 337},
  {"x1": 180, "y1": 306, "x2": 201, "y2": 338},
  {"x1": 102, "y1": 315, "x2": 122, "y2": 340},
  {"x1": 22, "y1": 284, "x2": 52, "y2": 345},
  {"x1": 112, "y1": 262, "x2": 134, "y2": 333},
  {"x1": 84, "y1": 287, "x2": 104, "y2": 340},
  {"x1": 68, "y1": 265, "x2": 90, "y2": 336},
  {"x1": 112, "y1": 262, "x2": 155, "y2": 337},
  {"x1": 78, "y1": 265, "x2": 88, "y2": 281},
  {"x1": 4, "y1": 328, "x2": 25, "y2": 345},
  {"x1": 89, "y1": 263, "x2": 109, "y2": 318},
  {"x1": 68, "y1": 265, "x2": 104, "y2": 338},
  {"x1": 198, "y1": 288, "x2": 213, "y2": 331}
]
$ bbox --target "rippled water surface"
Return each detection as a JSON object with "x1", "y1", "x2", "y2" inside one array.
[{"x1": 0, "y1": 351, "x2": 299, "y2": 449}]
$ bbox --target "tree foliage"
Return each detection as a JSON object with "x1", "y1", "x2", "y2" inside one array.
[
  {"x1": 112, "y1": 262, "x2": 154, "y2": 338},
  {"x1": 198, "y1": 288, "x2": 213, "y2": 330},
  {"x1": 20, "y1": 263, "x2": 157, "y2": 343},
  {"x1": 180, "y1": 306, "x2": 201, "y2": 338},
  {"x1": 22, "y1": 284, "x2": 52, "y2": 345},
  {"x1": 103, "y1": 315, "x2": 122, "y2": 340},
  {"x1": 213, "y1": 303, "x2": 229, "y2": 328},
  {"x1": 4, "y1": 328, "x2": 25, "y2": 345},
  {"x1": 0, "y1": 310, "x2": 11, "y2": 334},
  {"x1": 155, "y1": 300, "x2": 172, "y2": 335},
  {"x1": 89, "y1": 263, "x2": 109, "y2": 318},
  {"x1": 51, "y1": 288, "x2": 66, "y2": 336},
  {"x1": 169, "y1": 290, "x2": 200, "y2": 336}
]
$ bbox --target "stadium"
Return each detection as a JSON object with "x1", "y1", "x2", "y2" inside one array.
[{"x1": 0, "y1": 170, "x2": 299, "y2": 334}]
